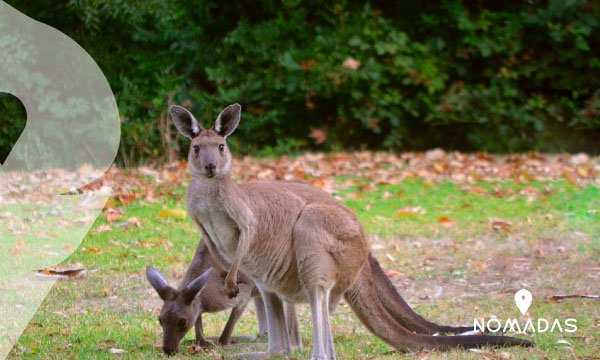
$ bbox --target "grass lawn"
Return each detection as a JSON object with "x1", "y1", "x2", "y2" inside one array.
[{"x1": 6, "y1": 167, "x2": 600, "y2": 359}]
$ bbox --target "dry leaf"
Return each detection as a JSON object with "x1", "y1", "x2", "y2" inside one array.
[
  {"x1": 10, "y1": 237, "x2": 27, "y2": 255},
  {"x1": 157, "y1": 209, "x2": 187, "y2": 220},
  {"x1": 108, "y1": 348, "x2": 126, "y2": 354},
  {"x1": 113, "y1": 192, "x2": 137, "y2": 205},
  {"x1": 385, "y1": 269, "x2": 403, "y2": 278},
  {"x1": 433, "y1": 162, "x2": 445, "y2": 173},
  {"x1": 396, "y1": 206, "x2": 426, "y2": 215},
  {"x1": 520, "y1": 186, "x2": 541, "y2": 195},
  {"x1": 468, "y1": 348, "x2": 509, "y2": 359},
  {"x1": 96, "y1": 225, "x2": 112, "y2": 233},
  {"x1": 488, "y1": 217, "x2": 512, "y2": 231},
  {"x1": 85, "y1": 247, "x2": 103, "y2": 254},
  {"x1": 127, "y1": 217, "x2": 142, "y2": 227},
  {"x1": 105, "y1": 208, "x2": 123, "y2": 222},
  {"x1": 470, "y1": 186, "x2": 488, "y2": 195},
  {"x1": 438, "y1": 216, "x2": 455, "y2": 228},
  {"x1": 576, "y1": 167, "x2": 589, "y2": 177},
  {"x1": 138, "y1": 166, "x2": 160, "y2": 179},
  {"x1": 570, "y1": 152, "x2": 589, "y2": 165},
  {"x1": 425, "y1": 148, "x2": 446, "y2": 161},
  {"x1": 35, "y1": 267, "x2": 85, "y2": 279}
]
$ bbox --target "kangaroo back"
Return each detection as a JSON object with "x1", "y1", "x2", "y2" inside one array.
[{"x1": 344, "y1": 261, "x2": 534, "y2": 351}]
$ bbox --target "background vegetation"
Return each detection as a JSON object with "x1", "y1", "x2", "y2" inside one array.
[{"x1": 2, "y1": 0, "x2": 600, "y2": 165}]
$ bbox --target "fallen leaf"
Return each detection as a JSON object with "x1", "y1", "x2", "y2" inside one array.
[
  {"x1": 156, "y1": 237, "x2": 173, "y2": 249},
  {"x1": 520, "y1": 186, "x2": 541, "y2": 195},
  {"x1": 576, "y1": 167, "x2": 589, "y2": 177},
  {"x1": 85, "y1": 247, "x2": 103, "y2": 254},
  {"x1": 105, "y1": 208, "x2": 123, "y2": 222},
  {"x1": 385, "y1": 269, "x2": 403, "y2": 278},
  {"x1": 138, "y1": 166, "x2": 160, "y2": 179},
  {"x1": 127, "y1": 217, "x2": 142, "y2": 227},
  {"x1": 433, "y1": 162, "x2": 445, "y2": 173},
  {"x1": 470, "y1": 186, "x2": 489, "y2": 195},
  {"x1": 396, "y1": 212, "x2": 417, "y2": 217},
  {"x1": 10, "y1": 237, "x2": 27, "y2": 255},
  {"x1": 157, "y1": 209, "x2": 187, "y2": 220},
  {"x1": 96, "y1": 225, "x2": 112, "y2": 233},
  {"x1": 439, "y1": 216, "x2": 455, "y2": 228},
  {"x1": 108, "y1": 348, "x2": 126, "y2": 354},
  {"x1": 468, "y1": 348, "x2": 509, "y2": 359},
  {"x1": 425, "y1": 148, "x2": 446, "y2": 161},
  {"x1": 570, "y1": 152, "x2": 589, "y2": 165},
  {"x1": 396, "y1": 206, "x2": 426, "y2": 215},
  {"x1": 488, "y1": 217, "x2": 512, "y2": 231},
  {"x1": 35, "y1": 267, "x2": 85, "y2": 278},
  {"x1": 113, "y1": 192, "x2": 137, "y2": 205}
]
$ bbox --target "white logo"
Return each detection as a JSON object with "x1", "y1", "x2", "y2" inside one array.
[
  {"x1": 514, "y1": 288, "x2": 533, "y2": 315},
  {"x1": 473, "y1": 289, "x2": 577, "y2": 334}
]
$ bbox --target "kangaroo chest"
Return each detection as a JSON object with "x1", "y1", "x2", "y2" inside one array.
[{"x1": 190, "y1": 202, "x2": 240, "y2": 258}]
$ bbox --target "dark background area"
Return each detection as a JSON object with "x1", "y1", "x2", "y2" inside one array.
[{"x1": 2, "y1": 0, "x2": 599, "y2": 166}]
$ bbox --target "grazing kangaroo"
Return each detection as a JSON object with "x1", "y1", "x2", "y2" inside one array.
[
  {"x1": 146, "y1": 241, "x2": 303, "y2": 355},
  {"x1": 171, "y1": 104, "x2": 533, "y2": 359}
]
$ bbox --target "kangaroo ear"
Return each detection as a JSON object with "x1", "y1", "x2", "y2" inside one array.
[
  {"x1": 170, "y1": 105, "x2": 204, "y2": 139},
  {"x1": 212, "y1": 104, "x2": 241, "y2": 137},
  {"x1": 183, "y1": 268, "x2": 213, "y2": 304},
  {"x1": 146, "y1": 265, "x2": 174, "y2": 301}
]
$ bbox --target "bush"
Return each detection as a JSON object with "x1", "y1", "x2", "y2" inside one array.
[{"x1": 3, "y1": 0, "x2": 599, "y2": 165}]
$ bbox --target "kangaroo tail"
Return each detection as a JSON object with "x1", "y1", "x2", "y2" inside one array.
[
  {"x1": 368, "y1": 253, "x2": 472, "y2": 334},
  {"x1": 344, "y1": 261, "x2": 534, "y2": 351}
]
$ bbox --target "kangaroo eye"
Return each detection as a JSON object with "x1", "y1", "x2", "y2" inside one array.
[
  {"x1": 178, "y1": 319, "x2": 186, "y2": 328},
  {"x1": 193, "y1": 145, "x2": 200, "y2": 153},
  {"x1": 218, "y1": 144, "x2": 224, "y2": 151}
]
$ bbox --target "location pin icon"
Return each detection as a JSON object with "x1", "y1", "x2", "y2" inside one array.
[{"x1": 514, "y1": 288, "x2": 532, "y2": 315}]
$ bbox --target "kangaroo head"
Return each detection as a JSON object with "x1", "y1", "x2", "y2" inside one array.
[
  {"x1": 170, "y1": 104, "x2": 241, "y2": 179},
  {"x1": 146, "y1": 265, "x2": 212, "y2": 355}
]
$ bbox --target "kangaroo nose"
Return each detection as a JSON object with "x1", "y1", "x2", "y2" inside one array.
[{"x1": 205, "y1": 163, "x2": 216, "y2": 171}]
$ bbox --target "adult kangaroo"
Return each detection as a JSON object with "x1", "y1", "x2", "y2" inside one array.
[{"x1": 171, "y1": 104, "x2": 533, "y2": 359}]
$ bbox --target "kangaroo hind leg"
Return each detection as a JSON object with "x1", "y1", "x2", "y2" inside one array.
[{"x1": 308, "y1": 284, "x2": 336, "y2": 360}]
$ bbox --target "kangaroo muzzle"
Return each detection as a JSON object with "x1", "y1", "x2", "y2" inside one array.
[{"x1": 204, "y1": 163, "x2": 216, "y2": 178}]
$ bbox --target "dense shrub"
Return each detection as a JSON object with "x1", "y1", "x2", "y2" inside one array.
[
  {"x1": 0, "y1": 93, "x2": 26, "y2": 164},
  {"x1": 3, "y1": 0, "x2": 599, "y2": 165}
]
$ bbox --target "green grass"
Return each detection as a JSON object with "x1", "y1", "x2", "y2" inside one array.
[{"x1": 7, "y1": 178, "x2": 600, "y2": 359}]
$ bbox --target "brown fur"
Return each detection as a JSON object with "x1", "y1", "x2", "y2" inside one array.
[
  {"x1": 171, "y1": 104, "x2": 534, "y2": 359},
  {"x1": 146, "y1": 241, "x2": 301, "y2": 355},
  {"x1": 146, "y1": 241, "x2": 256, "y2": 355}
]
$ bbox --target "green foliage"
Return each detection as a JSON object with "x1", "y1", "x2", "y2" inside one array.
[
  {"x1": 0, "y1": 93, "x2": 26, "y2": 163},
  {"x1": 3, "y1": 1, "x2": 600, "y2": 164}
]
